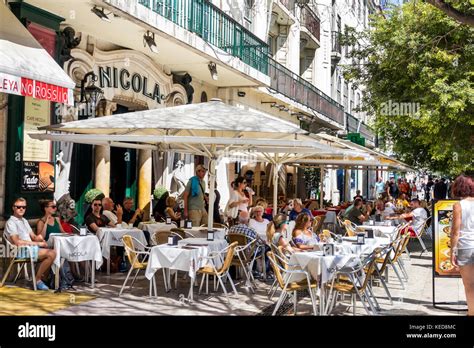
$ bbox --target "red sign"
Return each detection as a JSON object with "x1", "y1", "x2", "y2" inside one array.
[{"x1": 0, "y1": 72, "x2": 73, "y2": 105}]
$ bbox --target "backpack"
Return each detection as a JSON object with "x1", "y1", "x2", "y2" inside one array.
[{"x1": 49, "y1": 261, "x2": 75, "y2": 292}]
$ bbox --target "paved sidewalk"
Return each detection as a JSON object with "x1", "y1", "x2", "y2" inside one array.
[{"x1": 4, "y1": 240, "x2": 468, "y2": 316}]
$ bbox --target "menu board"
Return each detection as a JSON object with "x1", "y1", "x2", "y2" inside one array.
[
  {"x1": 21, "y1": 161, "x2": 55, "y2": 192},
  {"x1": 23, "y1": 96, "x2": 51, "y2": 162},
  {"x1": 433, "y1": 200, "x2": 460, "y2": 277}
]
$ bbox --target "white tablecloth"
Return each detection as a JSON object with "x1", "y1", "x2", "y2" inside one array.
[
  {"x1": 359, "y1": 225, "x2": 398, "y2": 240},
  {"x1": 183, "y1": 227, "x2": 227, "y2": 240},
  {"x1": 178, "y1": 238, "x2": 228, "y2": 269},
  {"x1": 48, "y1": 234, "x2": 103, "y2": 270},
  {"x1": 138, "y1": 222, "x2": 177, "y2": 233},
  {"x1": 145, "y1": 245, "x2": 200, "y2": 280},
  {"x1": 96, "y1": 227, "x2": 146, "y2": 259}
]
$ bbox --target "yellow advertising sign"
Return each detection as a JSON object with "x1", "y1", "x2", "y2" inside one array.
[{"x1": 433, "y1": 200, "x2": 460, "y2": 277}]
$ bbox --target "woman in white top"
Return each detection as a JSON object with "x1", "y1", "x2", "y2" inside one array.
[
  {"x1": 249, "y1": 206, "x2": 269, "y2": 240},
  {"x1": 450, "y1": 174, "x2": 474, "y2": 315},
  {"x1": 227, "y1": 177, "x2": 251, "y2": 212}
]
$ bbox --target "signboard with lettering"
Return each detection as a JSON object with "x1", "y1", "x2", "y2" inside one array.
[
  {"x1": 23, "y1": 96, "x2": 51, "y2": 162},
  {"x1": 433, "y1": 200, "x2": 460, "y2": 277},
  {"x1": 21, "y1": 161, "x2": 55, "y2": 192}
]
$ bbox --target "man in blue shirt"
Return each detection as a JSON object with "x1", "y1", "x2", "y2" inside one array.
[{"x1": 289, "y1": 198, "x2": 313, "y2": 221}]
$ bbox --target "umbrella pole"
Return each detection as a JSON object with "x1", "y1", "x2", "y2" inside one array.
[
  {"x1": 319, "y1": 165, "x2": 324, "y2": 209},
  {"x1": 273, "y1": 163, "x2": 281, "y2": 217},
  {"x1": 207, "y1": 159, "x2": 216, "y2": 230}
]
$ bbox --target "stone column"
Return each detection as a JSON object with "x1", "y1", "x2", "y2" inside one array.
[
  {"x1": 138, "y1": 149, "x2": 152, "y2": 220},
  {"x1": 94, "y1": 100, "x2": 116, "y2": 197},
  {"x1": 344, "y1": 167, "x2": 351, "y2": 202}
]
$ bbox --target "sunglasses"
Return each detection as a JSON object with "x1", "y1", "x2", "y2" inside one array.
[
  {"x1": 48, "y1": 205, "x2": 57, "y2": 209},
  {"x1": 93, "y1": 203, "x2": 102, "y2": 207},
  {"x1": 14, "y1": 205, "x2": 27, "y2": 210}
]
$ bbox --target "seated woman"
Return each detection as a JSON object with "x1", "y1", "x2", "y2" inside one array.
[
  {"x1": 85, "y1": 198, "x2": 115, "y2": 233},
  {"x1": 292, "y1": 213, "x2": 319, "y2": 250},
  {"x1": 36, "y1": 199, "x2": 66, "y2": 241},
  {"x1": 165, "y1": 196, "x2": 181, "y2": 224},
  {"x1": 266, "y1": 213, "x2": 298, "y2": 255},
  {"x1": 249, "y1": 206, "x2": 270, "y2": 238}
]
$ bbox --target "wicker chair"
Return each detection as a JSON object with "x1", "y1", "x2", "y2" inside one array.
[
  {"x1": 197, "y1": 241, "x2": 239, "y2": 303},
  {"x1": 227, "y1": 233, "x2": 258, "y2": 291},
  {"x1": 152, "y1": 230, "x2": 184, "y2": 245},
  {"x1": 119, "y1": 235, "x2": 159, "y2": 296},
  {"x1": 343, "y1": 220, "x2": 357, "y2": 237},
  {"x1": 312, "y1": 215, "x2": 326, "y2": 234},
  {"x1": 267, "y1": 251, "x2": 318, "y2": 315}
]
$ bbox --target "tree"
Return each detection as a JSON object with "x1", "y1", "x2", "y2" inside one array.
[
  {"x1": 424, "y1": 0, "x2": 474, "y2": 27},
  {"x1": 342, "y1": 2, "x2": 474, "y2": 176}
]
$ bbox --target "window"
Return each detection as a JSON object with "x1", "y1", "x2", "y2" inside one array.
[
  {"x1": 337, "y1": 75, "x2": 342, "y2": 104},
  {"x1": 343, "y1": 81, "x2": 348, "y2": 109},
  {"x1": 244, "y1": 0, "x2": 254, "y2": 30},
  {"x1": 268, "y1": 35, "x2": 277, "y2": 57}
]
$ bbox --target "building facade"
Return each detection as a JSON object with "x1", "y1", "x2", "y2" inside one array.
[{"x1": 0, "y1": 0, "x2": 383, "y2": 227}]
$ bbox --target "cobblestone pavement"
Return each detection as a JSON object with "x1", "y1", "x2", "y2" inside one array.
[{"x1": 7, "y1": 240, "x2": 468, "y2": 316}]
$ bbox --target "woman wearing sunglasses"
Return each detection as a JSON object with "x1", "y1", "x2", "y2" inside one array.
[
  {"x1": 85, "y1": 198, "x2": 115, "y2": 233},
  {"x1": 36, "y1": 199, "x2": 66, "y2": 242}
]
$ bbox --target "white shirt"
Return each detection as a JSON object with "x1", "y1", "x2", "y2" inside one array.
[
  {"x1": 249, "y1": 218, "x2": 269, "y2": 238},
  {"x1": 4, "y1": 215, "x2": 33, "y2": 242},
  {"x1": 229, "y1": 190, "x2": 248, "y2": 212},
  {"x1": 411, "y1": 207, "x2": 427, "y2": 234},
  {"x1": 459, "y1": 199, "x2": 474, "y2": 249},
  {"x1": 384, "y1": 202, "x2": 396, "y2": 215},
  {"x1": 102, "y1": 210, "x2": 118, "y2": 225}
]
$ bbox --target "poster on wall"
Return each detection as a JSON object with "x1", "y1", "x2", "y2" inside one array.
[
  {"x1": 23, "y1": 96, "x2": 51, "y2": 162},
  {"x1": 433, "y1": 199, "x2": 460, "y2": 277},
  {"x1": 21, "y1": 162, "x2": 55, "y2": 192}
]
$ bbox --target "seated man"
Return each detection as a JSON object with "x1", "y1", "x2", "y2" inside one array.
[
  {"x1": 85, "y1": 198, "x2": 115, "y2": 233},
  {"x1": 121, "y1": 197, "x2": 143, "y2": 227},
  {"x1": 228, "y1": 211, "x2": 261, "y2": 243},
  {"x1": 4, "y1": 198, "x2": 56, "y2": 290},
  {"x1": 343, "y1": 198, "x2": 372, "y2": 226},
  {"x1": 102, "y1": 197, "x2": 123, "y2": 226},
  {"x1": 288, "y1": 198, "x2": 313, "y2": 221},
  {"x1": 387, "y1": 198, "x2": 427, "y2": 236}
]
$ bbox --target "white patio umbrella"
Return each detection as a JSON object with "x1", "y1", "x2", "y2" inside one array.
[{"x1": 33, "y1": 99, "x2": 359, "y2": 229}]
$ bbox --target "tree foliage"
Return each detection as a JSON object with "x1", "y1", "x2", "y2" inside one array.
[{"x1": 342, "y1": 1, "x2": 474, "y2": 176}]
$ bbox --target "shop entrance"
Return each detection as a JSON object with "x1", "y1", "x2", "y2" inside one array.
[{"x1": 110, "y1": 104, "x2": 137, "y2": 206}]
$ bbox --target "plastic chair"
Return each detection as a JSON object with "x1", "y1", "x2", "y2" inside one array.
[
  {"x1": 0, "y1": 237, "x2": 37, "y2": 290},
  {"x1": 119, "y1": 235, "x2": 158, "y2": 296},
  {"x1": 197, "y1": 241, "x2": 239, "y2": 303},
  {"x1": 267, "y1": 251, "x2": 318, "y2": 316}
]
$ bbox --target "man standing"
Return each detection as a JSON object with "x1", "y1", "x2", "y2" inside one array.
[
  {"x1": 434, "y1": 178, "x2": 448, "y2": 200},
  {"x1": 183, "y1": 164, "x2": 208, "y2": 227},
  {"x1": 4, "y1": 198, "x2": 56, "y2": 290},
  {"x1": 388, "y1": 178, "x2": 399, "y2": 199},
  {"x1": 374, "y1": 177, "x2": 385, "y2": 199}
]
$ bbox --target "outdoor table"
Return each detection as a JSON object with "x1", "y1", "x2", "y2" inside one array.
[
  {"x1": 48, "y1": 233, "x2": 102, "y2": 289},
  {"x1": 359, "y1": 225, "x2": 398, "y2": 241},
  {"x1": 183, "y1": 227, "x2": 227, "y2": 240},
  {"x1": 96, "y1": 227, "x2": 147, "y2": 275},
  {"x1": 138, "y1": 221, "x2": 177, "y2": 234},
  {"x1": 178, "y1": 238, "x2": 228, "y2": 269}
]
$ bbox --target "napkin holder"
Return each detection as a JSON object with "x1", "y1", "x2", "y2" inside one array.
[
  {"x1": 167, "y1": 235, "x2": 179, "y2": 246},
  {"x1": 185, "y1": 220, "x2": 193, "y2": 229},
  {"x1": 180, "y1": 219, "x2": 185, "y2": 228},
  {"x1": 80, "y1": 227, "x2": 87, "y2": 236},
  {"x1": 323, "y1": 243, "x2": 334, "y2": 256},
  {"x1": 207, "y1": 229, "x2": 215, "y2": 241},
  {"x1": 166, "y1": 217, "x2": 172, "y2": 225},
  {"x1": 366, "y1": 229, "x2": 374, "y2": 239},
  {"x1": 357, "y1": 233, "x2": 365, "y2": 244}
]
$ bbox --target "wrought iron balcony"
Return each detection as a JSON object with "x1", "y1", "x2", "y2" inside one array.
[
  {"x1": 331, "y1": 31, "x2": 341, "y2": 58},
  {"x1": 269, "y1": 57, "x2": 345, "y2": 125},
  {"x1": 138, "y1": 0, "x2": 269, "y2": 74},
  {"x1": 301, "y1": 7, "x2": 320, "y2": 42},
  {"x1": 346, "y1": 112, "x2": 375, "y2": 143}
]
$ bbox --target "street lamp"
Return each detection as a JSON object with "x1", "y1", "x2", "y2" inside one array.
[{"x1": 79, "y1": 71, "x2": 104, "y2": 117}]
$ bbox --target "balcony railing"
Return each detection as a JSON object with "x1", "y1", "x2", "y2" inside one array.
[
  {"x1": 301, "y1": 7, "x2": 320, "y2": 42},
  {"x1": 138, "y1": 0, "x2": 269, "y2": 74},
  {"x1": 346, "y1": 113, "x2": 375, "y2": 143},
  {"x1": 331, "y1": 31, "x2": 341, "y2": 54},
  {"x1": 269, "y1": 57, "x2": 345, "y2": 125}
]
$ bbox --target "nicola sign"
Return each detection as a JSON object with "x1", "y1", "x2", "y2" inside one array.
[{"x1": 0, "y1": 72, "x2": 73, "y2": 105}]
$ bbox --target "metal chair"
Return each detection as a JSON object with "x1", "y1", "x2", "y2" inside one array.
[
  {"x1": 343, "y1": 220, "x2": 357, "y2": 237},
  {"x1": 0, "y1": 237, "x2": 37, "y2": 290},
  {"x1": 197, "y1": 242, "x2": 239, "y2": 303},
  {"x1": 227, "y1": 233, "x2": 258, "y2": 291},
  {"x1": 267, "y1": 251, "x2": 318, "y2": 316},
  {"x1": 312, "y1": 215, "x2": 326, "y2": 234},
  {"x1": 119, "y1": 235, "x2": 158, "y2": 296}
]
